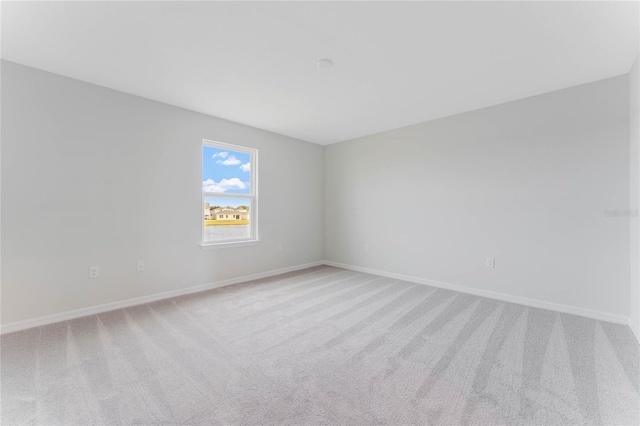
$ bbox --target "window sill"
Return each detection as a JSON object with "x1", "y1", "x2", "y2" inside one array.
[{"x1": 200, "y1": 240, "x2": 260, "y2": 250}]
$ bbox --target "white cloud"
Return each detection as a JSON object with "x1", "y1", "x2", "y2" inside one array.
[
  {"x1": 240, "y1": 162, "x2": 251, "y2": 172},
  {"x1": 202, "y1": 178, "x2": 247, "y2": 193},
  {"x1": 216, "y1": 155, "x2": 241, "y2": 166},
  {"x1": 212, "y1": 151, "x2": 229, "y2": 159}
]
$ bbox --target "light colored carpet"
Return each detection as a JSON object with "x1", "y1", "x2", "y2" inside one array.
[{"x1": 1, "y1": 265, "x2": 639, "y2": 425}]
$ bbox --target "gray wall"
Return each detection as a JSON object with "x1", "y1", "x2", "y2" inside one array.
[
  {"x1": 630, "y1": 53, "x2": 640, "y2": 341},
  {"x1": 325, "y1": 75, "x2": 630, "y2": 319},
  {"x1": 2, "y1": 60, "x2": 634, "y2": 327},
  {"x1": 1, "y1": 60, "x2": 325, "y2": 324}
]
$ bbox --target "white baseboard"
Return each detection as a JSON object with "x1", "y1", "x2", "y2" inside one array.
[
  {"x1": 630, "y1": 321, "x2": 640, "y2": 345},
  {"x1": 0, "y1": 261, "x2": 325, "y2": 335},
  {"x1": 2, "y1": 259, "x2": 631, "y2": 334},
  {"x1": 323, "y1": 261, "x2": 630, "y2": 325}
]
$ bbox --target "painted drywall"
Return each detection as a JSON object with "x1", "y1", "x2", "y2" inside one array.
[
  {"x1": 631, "y1": 53, "x2": 640, "y2": 341},
  {"x1": 1, "y1": 60, "x2": 324, "y2": 325},
  {"x1": 325, "y1": 75, "x2": 630, "y2": 319}
]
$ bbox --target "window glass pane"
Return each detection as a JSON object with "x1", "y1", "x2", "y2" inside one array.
[
  {"x1": 204, "y1": 196, "x2": 251, "y2": 242},
  {"x1": 202, "y1": 146, "x2": 251, "y2": 194}
]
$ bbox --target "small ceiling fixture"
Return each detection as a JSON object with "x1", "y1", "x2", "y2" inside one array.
[{"x1": 317, "y1": 58, "x2": 333, "y2": 68}]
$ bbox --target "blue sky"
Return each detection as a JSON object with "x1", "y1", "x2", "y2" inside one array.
[
  {"x1": 205, "y1": 196, "x2": 250, "y2": 209},
  {"x1": 202, "y1": 146, "x2": 251, "y2": 194}
]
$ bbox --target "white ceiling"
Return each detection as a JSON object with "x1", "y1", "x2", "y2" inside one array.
[{"x1": 2, "y1": 1, "x2": 639, "y2": 145}]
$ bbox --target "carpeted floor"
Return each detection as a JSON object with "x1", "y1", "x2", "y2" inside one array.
[{"x1": 1, "y1": 265, "x2": 639, "y2": 425}]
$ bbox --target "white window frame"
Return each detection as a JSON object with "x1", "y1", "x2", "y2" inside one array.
[{"x1": 201, "y1": 139, "x2": 258, "y2": 248}]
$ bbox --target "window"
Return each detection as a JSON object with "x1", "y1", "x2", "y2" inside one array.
[{"x1": 202, "y1": 140, "x2": 257, "y2": 246}]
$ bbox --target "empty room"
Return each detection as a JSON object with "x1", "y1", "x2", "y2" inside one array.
[{"x1": 1, "y1": 1, "x2": 639, "y2": 425}]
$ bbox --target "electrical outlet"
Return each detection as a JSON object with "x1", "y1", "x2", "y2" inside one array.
[
  {"x1": 89, "y1": 266, "x2": 99, "y2": 278},
  {"x1": 137, "y1": 260, "x2": 145, "y2": 272},
  {"x1": 486, "y1": 257, "x2": 495, "y2": 268},
  {"x1": 365, "y1": 244, "x2": 370, "y2": 252}
]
